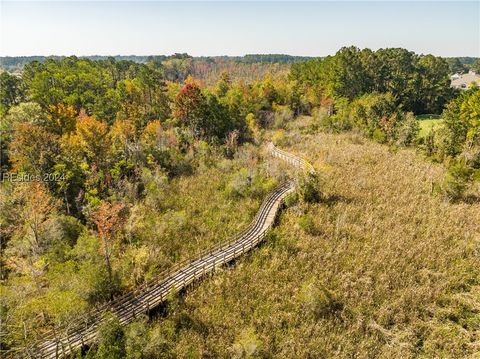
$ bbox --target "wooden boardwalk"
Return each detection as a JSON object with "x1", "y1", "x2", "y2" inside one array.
[{"x1": 7, "y1": 143, "x2": 313, "y2": 359}]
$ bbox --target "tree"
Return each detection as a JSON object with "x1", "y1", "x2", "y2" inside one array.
[
  {"x1": 471, "y1": 59, "x2": 480, "y2": 74},
  {"x1": 5, "y1": 181, "x2": 59, "y2": 278},
  {"x1": 96, "y1": 313, "x2": 126, "y2": 359},
  {"x1": 215, "y1": 71, "x2": 232, "y2": 97},
  {"x1": 446, "y1": 58, "x2": 467, "y2": 74},
  {"x1": 416, "y1": 55, "x2": 453, "y2": 114},
  {"x1": 45, "y1": 103, "x2": 77, "y2": 135},
  {"x1": 8, "y1": 122, "x2": 59, "y2": 175},
  {"x1": 67, "y1": 114, "x2": 110, "y2": 167},
  {"x1": 60, "y1": 114, "x2": 111, "y2": 212},
  {"x1": 91, "y1": 201, "x2": 126, "y2": 298},
  {"x1": 1, "y1": 102, "x2": 48, "y2": 169},
  {"x1": 290, "y1": 47, "x2": 452, "y2": 114},
  {"x1": 0, "y1": 72, "x2": 25, "y2": 114},
  {"x1": 441, "y1": 86, "x2": 480, "y2": 157},
  {"x1": 174, "y1": 77, "x2": 208, "y2": 137},
  {"x1": 5, "y1": 102, "x2": 47, "y2": 126}
]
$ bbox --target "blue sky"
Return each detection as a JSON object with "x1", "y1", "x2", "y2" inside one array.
[{"x1": 1, "y1": 1, "x2": 479, "y2": 57}]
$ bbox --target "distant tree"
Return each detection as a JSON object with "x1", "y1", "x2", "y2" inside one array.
[
  {"x1": 174, "y1": 78, "x2": 208, "y2": 136},
  {"x1": 416, "y1": 55, "x2": 453, "y2": 114},
  {"x1": 291, "y1": 47, "x2": 452, "y2": 114},
  {"x1": 0, "y1": 72, "x2": 24, "y2": 114},
  {"x1": 215, "y1": 71, "x2": 232, "y2": 97},
  {"x1": 446, "y1": 58, "x2": 467, "y2": 74},
  {"x1": 472, "y1": 59, "x2": 480, "y2": 74}
]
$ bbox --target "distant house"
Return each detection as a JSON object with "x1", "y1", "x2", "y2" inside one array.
[{"x1": 451, "y1": 70, "x2": 480, "y2": 90}]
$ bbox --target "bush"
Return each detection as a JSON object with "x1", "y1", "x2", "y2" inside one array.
[
  {"x1": 271, "y1": 129, "x2": 287, "y2": 146},
  {"x1": 96, "y1": 313, "x2": 126, "y2": 359},
  {"x1": 396, "y1": 112, "x2": 420, "y2": 146},
  {"x1": 441, "y1": 160, "x2": 473, "y2": 201},
  {"x1": 273, "y1": 104, "x2": 294, "y2": 129},
  {"x1": 298, "y1": 281, "x2": 341, "y2": 319},
  {"x1": 283, "y1": 191, "x2": 299, "y2": 208},
  {"x1": 298, "y1": 172, "x2": 322, "y2": 203},
  {"x1": 298, "y1": 214, "x2": 317, "y2": 235}
]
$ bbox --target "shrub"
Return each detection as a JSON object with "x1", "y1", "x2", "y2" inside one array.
[
  {"x1": 96, "y1": 313, "x2": 126, "y2": 359},
  {"x1": 283, "y1": 191, "x2": 299, "y2": 208},
  {"x1": 273, "y1": 104, "x2": 294, "y2": 129},
  {"x1": 298, "y1": 172, "x2": 323, "y2": 203},
  {"x1": 396, "y1": 112, "x2": 420, "y2": 146},
  {"x1": 298, "y1": 214, "x2": 317, "y2": 235},
  {"x1": 298, "y1": 281, "x2": 341, "y2": 319},
  {"x1": 271, "y1": 129, "x2": 287, "y2": 146},
  {"x1": 441, "y1": 159, "x2": 473, "y2": 201}
]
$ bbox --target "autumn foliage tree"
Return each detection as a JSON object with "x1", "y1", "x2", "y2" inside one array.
[
  {"x1": 5, "y1": 181, "x2": 59, "y2": 278},
  {"x1": 91, "y1": 201, "x2": 126, "y2": 299},
  {"x1": 8, "y1": 122, "x2": 59, "y2": 175},
  {"x1": 174, "y1": 77, "x2": 207, "y2": 137}
]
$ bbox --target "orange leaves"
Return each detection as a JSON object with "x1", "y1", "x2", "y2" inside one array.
[
  {"x1": 46, "y1": 103, "x2": 77, "y2": 135},
  {"x1": 8, "y1": 122, "x2": 59, "y2": 174},
  {"x1": 91, "y1": 201, "x2": 126, "y2": 241}
]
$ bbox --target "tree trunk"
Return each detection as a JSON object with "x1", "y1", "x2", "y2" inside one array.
[{"x1": 102, "y1": 236, "x2": 114, "y2": 300}]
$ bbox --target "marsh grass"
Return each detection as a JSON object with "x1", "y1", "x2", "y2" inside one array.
[{"x1": 134, "y1": 131, "x2": 480, "y2": 358}]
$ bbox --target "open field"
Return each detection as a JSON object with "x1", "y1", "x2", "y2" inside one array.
[
  {"x1": 417, "y1": 117, "x2": 444, "y2": 138},
  {"x1": 133, "y1": 130, "x2": 480, "y2": 358}
]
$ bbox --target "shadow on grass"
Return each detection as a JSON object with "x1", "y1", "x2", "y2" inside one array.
[{"x1": 322, "y1": 193, "x2": 353, "y2": 207}]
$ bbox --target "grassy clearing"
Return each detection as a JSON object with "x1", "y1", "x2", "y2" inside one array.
[
  {"x1": 416, "y1": 115, "x2": 443, "y2": 138},
  {"x1": 127, "y1": 129, "x2": 480, "y2": 358}
]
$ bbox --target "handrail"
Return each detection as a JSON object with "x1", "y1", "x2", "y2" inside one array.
[{"x1": 4, "y1": 142, "x2": 314, "y2": 359}]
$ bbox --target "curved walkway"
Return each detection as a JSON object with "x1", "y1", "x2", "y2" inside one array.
[{"x1": 11, "y1": 143, "x2": 313, "y2": 359}]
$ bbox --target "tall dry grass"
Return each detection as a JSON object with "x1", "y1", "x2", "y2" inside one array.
[{"x1": 135, "y1": 130, "x2": 479, "y2": 358}]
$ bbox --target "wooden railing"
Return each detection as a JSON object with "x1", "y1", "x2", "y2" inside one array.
[{"x1": 4, "y1": 143, "x2": 314, "y2": 359}]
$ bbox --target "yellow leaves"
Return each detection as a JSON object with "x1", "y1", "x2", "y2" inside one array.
[
  {"x1": 141, "y1": 119, "x2": 161, "y2": 146},
  {"x1": 246, "y1": 112, "x2": 260, "y2": 142},
  {"x1": 271, "y1": 129, "x2": 286, "y2": 146},
  {"x1": 8, "y1": 122, "x2": 58, "y2": 174},
  {"x1": 46, "y1": 103, "x2": 76, "y2": 134},
  {"x1": 67, "y1": 114, "x2": 110, "y2": 163},
  {"x1": 109, "y1": 118, "x2": 137, "y2": 156}
]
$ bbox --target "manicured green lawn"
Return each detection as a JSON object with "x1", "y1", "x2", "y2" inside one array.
[{"x1": 417, "y1": 115, "x2": 443, "y2": 138}]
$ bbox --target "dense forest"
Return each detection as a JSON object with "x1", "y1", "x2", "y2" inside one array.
[{"x1": 0, "y1": 47, "x2": 479, "y2": 357}]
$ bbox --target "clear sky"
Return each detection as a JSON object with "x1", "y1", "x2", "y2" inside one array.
[{"x1": 1, "y1": 1, "x2": 479, "y2": 57}]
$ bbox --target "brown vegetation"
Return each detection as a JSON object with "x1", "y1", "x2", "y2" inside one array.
[{"x1": 133, "y1": 130, "x2": 479, "y2": 358}]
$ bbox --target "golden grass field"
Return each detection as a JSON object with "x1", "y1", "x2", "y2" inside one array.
[{"x1": 135, "y1": 128, "x2": 480, "y2": 358}]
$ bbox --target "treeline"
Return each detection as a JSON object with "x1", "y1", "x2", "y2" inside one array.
[
  {"x1": 445, "y1": 57, "x2": 480, "y2": 74},
  {"x1": 0, "y1": 54, "x2": 308, "y2": 73},
  {"x1": 291, "y1": 46, "x2": 454, "y2": 114},
  {"x1": 290, "y1": 46, "x2": 479, "y2": 200}
]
